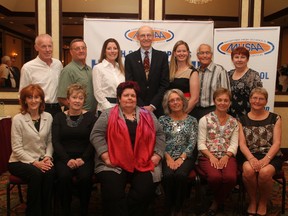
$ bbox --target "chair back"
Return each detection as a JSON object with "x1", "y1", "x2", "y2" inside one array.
[{"x1": 0, "y1": 117, "x2": 12, "y2": 174}]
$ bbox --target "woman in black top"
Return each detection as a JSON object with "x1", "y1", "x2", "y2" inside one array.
[{"x1": 52, "y1": 83, "x2": 97, "y2": 216}]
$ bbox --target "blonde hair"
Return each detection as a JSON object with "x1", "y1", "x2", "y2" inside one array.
[{"x1": 169, "y1": 40, "x2": 192, "y2": 82}]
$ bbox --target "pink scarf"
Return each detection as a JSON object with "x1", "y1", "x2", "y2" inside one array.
[{"x1": 107, "y1": 105, "x2": 156, "y2": 172}]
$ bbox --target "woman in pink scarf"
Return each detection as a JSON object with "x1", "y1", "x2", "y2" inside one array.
[{"x1": 90, "y1": 81, "x2": 165, "y2": 216}]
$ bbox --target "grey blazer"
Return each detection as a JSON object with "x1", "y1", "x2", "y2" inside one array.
[
  {"x1": 9, "y1": 112, "x2": 53, "y2": 164},
  {"x1": 90, "y1": 106, "x2": 165, "y2": 182}
]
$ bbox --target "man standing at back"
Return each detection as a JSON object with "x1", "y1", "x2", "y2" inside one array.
[
  {"x1": 191, "y1": 43, "x2": 230, "y2": 120},
  {"x1": 57, "y1": 39, "x2": 97, "y2": 113},
  {"x1": 125, "y1": 25, "x2": 169, "y2": 117},
  {"x1": 19, "y1": 34, "x2": 63, "y2": 117}
]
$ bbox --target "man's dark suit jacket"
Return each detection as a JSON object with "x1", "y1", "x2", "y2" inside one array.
[{"x1": 125, "y1": 48, "x2": 169, "y2": 117}]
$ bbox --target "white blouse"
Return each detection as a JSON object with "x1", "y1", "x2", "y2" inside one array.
[{"x1": 92, "y1": 59, "x2": 125, "y2": 111}]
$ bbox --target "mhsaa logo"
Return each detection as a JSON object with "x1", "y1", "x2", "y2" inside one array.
[
  {"x1": 125, "y1": 28, "x2": 174, "y2": 43},
  {"x1": 217, "y1": 39, "x2": 274, "y2": 56}
]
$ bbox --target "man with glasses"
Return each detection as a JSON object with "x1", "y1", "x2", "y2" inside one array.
[
  {"x1": 57, "y1": 39, "x2": 97, "y2": 113},
  {"x1": 125, "y1": 25, "x2": 169, "y2": 117},
  {"x1": 19, "y1": 34, "x2": 63, "y2": 117},
  {"x1": 191, "y1": 43, "x2": 230, "y2": 120}
]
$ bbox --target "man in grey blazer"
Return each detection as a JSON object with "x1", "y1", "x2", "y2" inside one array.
[{"x1": 125, "y1": 25, "x2": 169, "y2": 117}]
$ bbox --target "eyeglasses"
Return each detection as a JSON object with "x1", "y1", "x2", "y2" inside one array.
[
  {"x1": 168, "y1": 98, "x2": 182, "y2": 104},
  {"x1": 72, "y1": 46, "x2": 87, "y2": 52},
  {"x1": 251, "y1": 97, "x2": 266, "y2": 102},
  {"x1": 197, "y1": 51, "x2": 212, "y2": 56},
  {"x1": 138, "y1": 34, "x2": 153, "y2": 39}
]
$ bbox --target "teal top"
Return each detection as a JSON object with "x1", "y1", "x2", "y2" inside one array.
[
  {"x1": 159, "y1": 115, "x2": 198, "y2": 159},
  {"x1": 57, "y1": 60, "x2": 97, "y2": 112}
]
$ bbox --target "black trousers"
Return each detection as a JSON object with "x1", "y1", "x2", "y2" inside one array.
[
  {"x1": 162, "y1": 158, "x2": 194, "y2": 212},
  {"x1": 97, "y1": 170, "x2": 156, "y2": 216},
  {"x1": 8, "y1": 162, "x2": 55, "y2": 216},
  {"x1": 54, "y1": 160, "x2": 94, "y2": 216}
]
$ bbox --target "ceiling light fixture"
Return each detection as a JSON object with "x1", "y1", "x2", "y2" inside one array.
[{"x1": 185, "y1": 0, "x2": 212, "y2": 4}]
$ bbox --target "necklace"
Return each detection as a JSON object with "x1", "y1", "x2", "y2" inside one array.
[
  {"x1": 66, "y1": 111, "x2": 83, "y2": 127},
  {"x1": 123, "y1": 112, "x2": 136, "y2": 121}
]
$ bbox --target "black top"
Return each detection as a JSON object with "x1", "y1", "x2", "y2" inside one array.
[{"x1": 52, "y1": 111, "x2": 97, "y2": 163}]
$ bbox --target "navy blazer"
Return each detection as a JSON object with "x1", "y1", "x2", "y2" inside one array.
[{"x1": 125, "y1": 48, "x2": 169, "y2": 116}]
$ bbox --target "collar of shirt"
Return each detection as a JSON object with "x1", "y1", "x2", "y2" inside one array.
[
  {"x1": 198, "y1": 61, "x2": 214, "y2": 73},
  {"x1": 102, "y1": 58, "x2": 119, "y2": 69},
  {"x1": 140, "y1": 48, "x2": 152, "y2": 61},
  {"x1": 71, "y1": 60, "x2": 89, "y2": 70}
]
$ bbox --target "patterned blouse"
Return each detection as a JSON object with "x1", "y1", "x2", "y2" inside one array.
[
  {"x1": 159, "y1": 115, "x2": 198, "y2": 160},
  {"x1": 240, "y1": 112, "x2": 282, "y2": 156},
  {"x1": 228, "y1": 68, "x2": 263, "y2": 119},
  {"x1": 198, "y1": 112, "x2": 239, "y2": 158}
]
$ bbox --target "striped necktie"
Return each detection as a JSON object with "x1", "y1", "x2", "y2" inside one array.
[{"x1": 143, "y1": 51, "x2": 150, "y2": 79}]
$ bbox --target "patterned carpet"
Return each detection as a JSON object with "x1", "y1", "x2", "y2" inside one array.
[{"x1": 0, "y1": 164, "x2": 287, "y2": 216}]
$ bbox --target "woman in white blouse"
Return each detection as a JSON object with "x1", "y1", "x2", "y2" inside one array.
[{"x1": 92, "y1": 38, "x2": 125, "y2": 114}]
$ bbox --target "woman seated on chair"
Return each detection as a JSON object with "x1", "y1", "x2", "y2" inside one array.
[
  {"x1": 239, "y1": 87, "x2": 282, "y2": 216},
  {"x1": 159, "y1": 89, "x2": 198, "y2": 216},
  {"x1": 8, "y1": 84, "x2": 55, "y2": 216},
  {"x1": 52, "y1": 84, "x2": 97, "y2": 216},
  {"x1": 197, "y1": 87, "x2": 239, "y2": 216},
  {"x1": 90, "y1": 81, "x2": 165, "y2": 216}
]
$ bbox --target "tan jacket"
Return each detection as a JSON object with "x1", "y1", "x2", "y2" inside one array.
[{"x1": 9, "y1": 112, "x2": 53, "y2": 164}]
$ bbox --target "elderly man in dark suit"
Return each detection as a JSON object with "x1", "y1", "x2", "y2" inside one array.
[{"x1": 125, "y1": 25, "x2": 169, "y2": 117}]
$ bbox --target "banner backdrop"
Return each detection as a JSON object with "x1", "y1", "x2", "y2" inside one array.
[
  {"x1": 84, "y1": 19, "x2": 214, "y2": 68},
  {"x1": 214, "y1": 27, "x2": 280, "y2": 111}
]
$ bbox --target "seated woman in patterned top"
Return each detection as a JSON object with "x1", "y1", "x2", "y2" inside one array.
[
  {"x1": 197, "y1": 88, "x2": 239, "y2": 216},
  {"x1": 159, "y1": 89, "x2": 198, "y2": 216},
  {"x1": 239, "y1": 87, "x2": 282, "y2": 216}
]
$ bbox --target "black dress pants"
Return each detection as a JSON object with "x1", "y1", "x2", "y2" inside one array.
[
  {"x1": 97, "y1": 170, "x2": 156, "y2": 216},
  {"x1": 54, "y1": 160, "x2": 94, "y2": 216},
  {"x1": 8, "y1": 162, "x2": 55, "y2": 216}
]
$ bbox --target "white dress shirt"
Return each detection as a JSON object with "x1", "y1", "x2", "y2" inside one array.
[
  {"x1": 19, "y1": 56, "x2": 63, "y2": 103},
  {"x1": 92, "y1": 59, "x2": 125, "y2": 111}
]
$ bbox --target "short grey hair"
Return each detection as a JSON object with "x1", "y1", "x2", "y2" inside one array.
[
  {"x1": 250, "y1": 87, "x2": 268, "y2": 100},
  {"x1": 1, "y1": 56, "x2": 10, "y2": 64},
  {"x1": 162, "y1": 89, "x2": 188, "y2": 115}
]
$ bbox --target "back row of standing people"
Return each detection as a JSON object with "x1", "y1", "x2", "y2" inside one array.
[{"x1": 18, "y1": 25, "x2": 256, "y2": 120}]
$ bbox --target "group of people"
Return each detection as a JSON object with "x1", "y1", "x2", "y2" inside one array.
[
  {"x1": 0, "y1": 55, "x2": 20, "y2": 88},
  {"x1": 7, "y1": 24, "x2": 282, "y2": 216}
]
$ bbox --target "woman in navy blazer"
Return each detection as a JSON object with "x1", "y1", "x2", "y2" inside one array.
[{"x1": 8, "y1": 84, "x2": 55, "y2": 216}]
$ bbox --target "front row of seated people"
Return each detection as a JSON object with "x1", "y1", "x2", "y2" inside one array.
[{"x1": 8, "y1": 82, "x2": 282, "y2": 216}]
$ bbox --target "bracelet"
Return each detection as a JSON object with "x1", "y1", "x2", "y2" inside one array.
[
  {"x1": 179, "y1": 157, "x2": 186, "y2": 161},
  {"x1": 267, "y1": 155, "x2": 272, "y2": 160}
]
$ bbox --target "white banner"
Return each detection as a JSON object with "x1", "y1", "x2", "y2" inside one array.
[
  {"x1": 214, "y1": 27, "x2": 280, "y2": 111},
  {"x1": 84, "y1": 19, "x2": 214, "y2": 68}
]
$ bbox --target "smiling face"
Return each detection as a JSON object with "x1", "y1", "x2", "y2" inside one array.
[
  {"x1": 105, "y1": 42, "x2": 119, "y2": 64},
  {"x1": 118, "y1": 88, "x2": 137, "y2": 110},
  {"x1": 25, "y1": 94, "x2": 42, "y2": 112},
  {"x1": 174, "y1": 44, "x2": 189, "y2": 64},
  {"x1": 137, "y1": 26, "x2": 154, "y2": 50},
  {"x1": 249, "y1": 92, "x2": 267, "y2": 111},
  {"x1": 35, "y1": 35, "x2": 53, "y2": 63},
  {"x1": 67, "y1": 90, "x2": 85, "y2": 112},
  {"x1": 232, "y1": 54, "x2": 249, "y2": 70},
  {"x1": 168, "y1": 92, "x2": 184, "y2": 113},
  {"x1": 214, "y1": 93, "x2": 231, "y2": 113},
  {"x1": 70, "y1": 41, "x2": 87, "y2": 63},
  {"x1": 197, "y1": 44, "x2": 213, "y2": 68}
]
